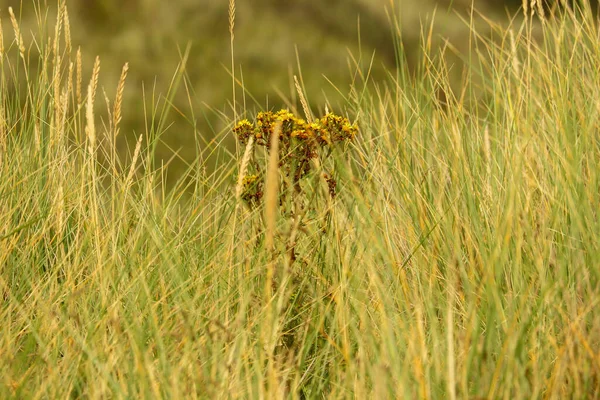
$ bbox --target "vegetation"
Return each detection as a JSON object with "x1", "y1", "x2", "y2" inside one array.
[{"x1": 1, "y1": 0, "x2": 599, "y2": 398}]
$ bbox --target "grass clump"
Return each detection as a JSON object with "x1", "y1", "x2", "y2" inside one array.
[{"x1": 1, "y1": 1, "x2": 600, "y2": 399}]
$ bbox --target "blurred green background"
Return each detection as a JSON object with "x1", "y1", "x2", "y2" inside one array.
[{"x1": 2, "y1": 0, "x2": 530, "y2": 178}]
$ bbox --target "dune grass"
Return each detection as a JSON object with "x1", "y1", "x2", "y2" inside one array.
[{"x1": 1, "y1": 1, "x2": 600, "y2": 398}]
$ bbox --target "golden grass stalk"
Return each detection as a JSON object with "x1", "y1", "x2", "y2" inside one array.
[
  {"x1": 510, "y1": 30, "x2": 520, "y2": 78},
  {"x1": 86, "y1": 83, "x2": 96, "y2": 159},
  {"x1": 8, "y1": 7, "x2": 25, "y2": 61},
  {"x1": 52, "y1": 51, "x2": 62, "y2": 144},
  {"x1": 534, "y1": 0, "x2": 545, "y2": 20},
  {"x1": 125, "y1": 134, "x2": 143, "y2": 188},
  {"x1": 54, "y1": 87, "x2": 69, "y2": 150},
  {"x1": 446, "y1": 275, "x2": 456, "y2": 400},
  {"x1": 76, "y1": 47, "x2": 82, "y2": 106},
  {"x1": 483, "y1": 124, "x2": 491, "y2": 174},
  {"x1": 51, "y1": 2, "x2": 63, "y2": 122},
  {"x1": 52, "y1": 4, "x2": 64, "y2": 149},
  {"x1": 66, "y1": 61, "x2": 73, "y2": 104},
  {"x1": 228, "y1": 0, "x2": 236, "y2": 118},
  {"x1": 0, "y1": 104, "x2": 4, "y2": 167},
  {"x1": 90, "y1": 56, "x2": 100, "y2": 106},
  {"x1": 102, "y1": 88, "x2": 111, "y2": 119},
  {"x1": 113, "y1": 62, "x2": 129, "y2": 139},
  {"x1": 53, "y1": 1, "x2": 63, "y2": 63},
  {"x1": 228, "y1": 0, "x2": 235, "y2": 46},
  {"x1": 121, "y1": 133, "x2": 143, "y2": 222},
  {"x1": 235, "y1": 135, "x2": 255, "y2": 200},
  {"x1": 294, "y1": 75, "x2": 312, "y2": 123},
  {"x1": 264, "y1": 122, "x2": 281, "y2": 294},
  {"x1": 85, "y1": 81, "x2": 102, "y2": 266},
  {"x1": 63, "y1": 4, "x2": 71, "y2": 56},
  {"x1": 522, "y1": 0, "x2": 528, "y2": 17},
  {"x1": 34, "y1": 119, "x2": 41, "y2": 153},
  {"x1": 0, "y1": 16, "x2": 4, "y2": 154},
  {"x1": 228, "y1": 0, "x2": 235, "y2": 43},
  {"x1": 0, "y1": 16, "x2": 4, "y2": 62},
  {"x1": 263, "y1": 122, "x2": 281, "y2": 392}
]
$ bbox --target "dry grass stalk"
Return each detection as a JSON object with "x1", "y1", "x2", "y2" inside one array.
[
  {"x1": 0, "y1": 17, "x2": 4, "y2": 62},
  {"x1": 90, "y1": 56, "x2": 101, "y2": 106},
  {"x1": 51, "y1": 2, "x2": 64, "y2": 118},
  {"x1": 483, "y1": 124, "x2": 491, "y2": 175},
  {"x1": 53, "y1": 87, "x2": 68, "y2": 150},
  {"x1": 53, "y1": 2, "x2": 63, "y2": 62},
  {"x1": 229, "y1": 0, "x2": 236, "y2": 118},
  {"x1": 86, "y1": 83, "x2": 96, "y2": 158},
  {"x1": 53, "y1": 46, "x2": 61, "y2": 124},
  {"x1": 85, "y1": 82, "x2": 102, "y2": 264},
  {"x1": 0, "y1": 21, "x2": 4, "y2": 147},
  {"x1": 446, "y1": 279, "x2": 456, "y2": 400},
  {"x1": 522, "y1": 0, "x2": 528, "y2": 17},
  {"x1": 534, "y1": 0, "x2": 545, "y2": 20},
  {"x1": 102, "y1": 88, "x2": 111, "y2": 119},
  {"x1": 235, "y1": 135, "x2": 255, "y2": 200},
  {"x1": 66, "y1": 61, "x2": 73, "y2": 105},
  {"x1": 0, "y1": 104, "x2": 4, "y2": 167},
  {"x1": 113, "y1": 63, "x2": 129, "y2": 139},
  {"x1": 263, "y1": 122, "x2": 281, "y2": 386},
  {"x1": 125, "y1": 134, "x2": 143, "y2": 188},
  {"x1": 52, "y1": 4, "x2": 64, "y2": 146},
  {"x1": 63, "y1": 4, "x2": 71, "y2": 56},
  {"x1": 76, "y1": 47, "x2": 82, "y2": 106},
  {"x1": 34, "y1": 119, "x2": 41, "y2": 153},
  {"x1": 510, "y1": 30, "x2": 520, "y2": 78},
  {"x1": 61, "y1": 86, "x2": 69, "y2": 131},
  {"x1": 228, "y1": 0, "x2": 235, "y2": 41},
  {"x1": 50, "y1": 64, "x2": 62, "y2": 151},
  {"x1": 294, "y1": 75, "x2": 312, "y2": 123},
  {"x1": 264, "y1": 122, "x2": 281, "y2": 296},
  {"x1": 8, "y1": 7, "x2": 25, "y2": 61},
  {"x1": 0, "y1": 97, "x2": 4, "y2": 135}
]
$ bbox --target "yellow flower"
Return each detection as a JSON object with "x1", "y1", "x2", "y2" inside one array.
[
  {"x1": 276, "y1": 109, "x2": 307, "y2": 138},
  {"x1": 233, "y1": 119, "x2": 255, "y2": 144},
  {"x1": 233, "y1": 110, "x2": 356, "y2": 149},
  {"x1": 256, "y1": 111, "x2": 276, "y2": 145},
  {"x1": 340, "y1": 123, "x2": 358, "y2": 140},
  {"x1": 320, "y1": 113, "x2": 357, "y2": 142}
]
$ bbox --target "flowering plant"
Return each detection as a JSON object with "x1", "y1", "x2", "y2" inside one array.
[{"x1": 234, "y1": 109, "x2": 357, "y2": 205}]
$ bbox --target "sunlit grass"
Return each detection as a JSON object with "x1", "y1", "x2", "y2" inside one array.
[{"x1": 1, "y1": 1, "x2": 599, "y2": 398}]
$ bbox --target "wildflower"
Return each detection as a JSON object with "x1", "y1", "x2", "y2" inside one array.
[
  {"x1": 341, "y1": 122, "x2": 358, "y2": 141},
  {"x1": 292, "y1": 122, "x2": 321, "y2": 141},
  {"x1": 320, "y1": 113, "x2": 357, "y2": 142},
  {"x1": 256, "y1": 111, "x2": 276, "y2": 145},
  {"x1": 233, "y1": 119, "x2": 254, "y2": 144},
  {"x1": 233, "y1": 109, "x2": 357, "y2": 205},
  {"x1": 276, "y1": 109, "x2": 306, "y2": 141},
  {"x1": 275, "y1": 109, "x2": 297, "y2": 126}
]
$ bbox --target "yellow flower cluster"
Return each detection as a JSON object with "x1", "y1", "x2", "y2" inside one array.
[
  {"x1": 234, "y1": 109, "x2": 357, "y2": 206},
  {"x1": 233, "y1": 109, "x2": 357, "y2": 147}
]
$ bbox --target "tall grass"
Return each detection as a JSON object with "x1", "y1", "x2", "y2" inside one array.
[{"x1": 1, "y1": 1, "x2": 599, "y2": 398}]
